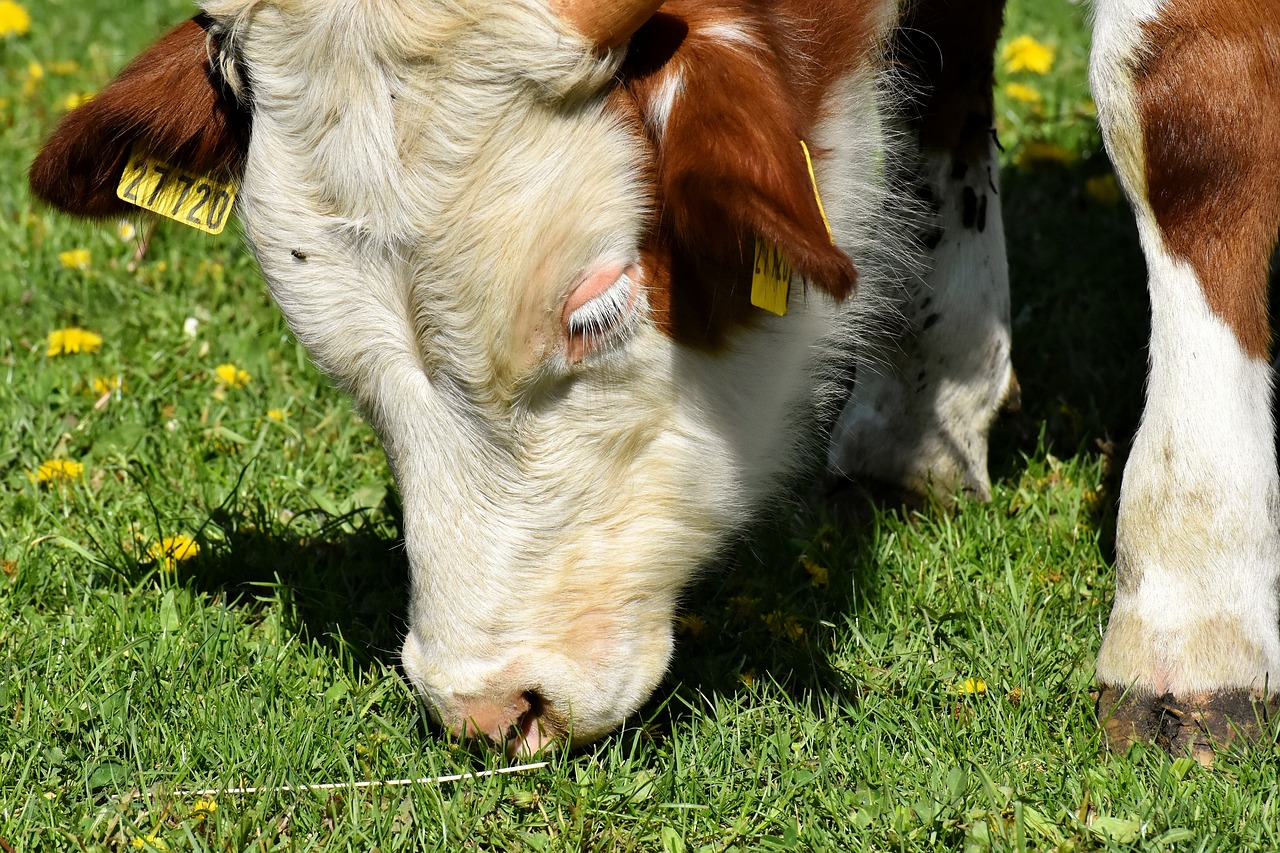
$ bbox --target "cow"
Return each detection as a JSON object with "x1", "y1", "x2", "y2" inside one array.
[{"x1": 29, "y1": 0, "x2": 1280, "y2": 761}]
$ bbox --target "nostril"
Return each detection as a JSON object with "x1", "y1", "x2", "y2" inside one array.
[
  {"x1": 451, "y1": 691, "x2": 530, "y2": 742},
  {"x1": 523, "y1": 689, "x2": 545, "y2": 720},
  {"x1": 442, "y1": 689, "x2": 561, "y2": 753},
  {"x1": 509, "y1": 689, "x2": 552, "y2": 756}
]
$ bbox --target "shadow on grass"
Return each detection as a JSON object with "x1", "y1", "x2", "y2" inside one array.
[
  {"x1": 642, "y1": 152, "x2": 1152, "y2": 737},
  {"x1": 181, "y1": 496, "x2": 412, "y2": 677}
]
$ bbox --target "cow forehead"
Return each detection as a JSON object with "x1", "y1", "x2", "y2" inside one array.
[
  {"x1": 203, "y1": 0, "x2": 614, "y2": 94},
  {"x1": 217, "y1": 0, "x2": 654, "y2": 402}
]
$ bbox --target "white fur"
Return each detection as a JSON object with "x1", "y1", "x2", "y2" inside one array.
[
  {"x1": 1100, "y1": 223, "x2": 1280, "y2": 693},
  {"x1": 699, "y1": 21, "x2": 760, "y2": 53},
  {"x1": 829, "y1": 138, "x2": 1013, "y2": 500},
  {"x1": 203, "y1": 0, "x2": 905, "y2": 744},
  {"x1": 643, "y1": 64, "x2": 683, "y2": 140},
  {"x1": 1091, "y1": 2, "x2": 1280, "y2": 694},
  {"x1": 1088, "y1": 0, "x2": 1166, "y2": 204}
]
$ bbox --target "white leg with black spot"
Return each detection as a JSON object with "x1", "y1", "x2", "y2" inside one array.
[{"x1": 829, "y1": 137, "x2": 1014, "y2": 500}]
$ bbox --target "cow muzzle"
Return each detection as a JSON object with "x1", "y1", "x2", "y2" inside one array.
[{"x1": 400, "y1": 607, "x2": 675, "y2": 753}]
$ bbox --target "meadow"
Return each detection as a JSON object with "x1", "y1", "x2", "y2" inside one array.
[{"x1": 3, "y1": 0, "x2": 1278, "y2": 849}]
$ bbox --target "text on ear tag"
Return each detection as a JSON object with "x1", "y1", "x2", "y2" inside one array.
[
  {"x1": 116, "y1": 146, "x2": 238, "y2": 235},
  {"x1": 751, "y1": 238, "x2": 792, "y2": 316}
]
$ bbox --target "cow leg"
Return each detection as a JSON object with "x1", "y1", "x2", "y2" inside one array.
[
  {"x1": 829, "y1": 0, "x2": 1017, "y2": 503},
  {"x1": 1092, "y1": 0, "x2": 1280, "y2": 762}
]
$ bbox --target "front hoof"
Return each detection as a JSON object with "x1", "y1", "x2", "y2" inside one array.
[{"x1": 1097, "y1": 686, "x2": 1280, "y2": 765}]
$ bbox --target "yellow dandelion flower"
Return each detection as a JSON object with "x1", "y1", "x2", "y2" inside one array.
[
  {"x1": 209, "y1": 435, "x2": 242, "y2": 454},
  {"x1": 117, "y1": 220, "x2": 137, "y2": 241},
  {"x1": 1085, "y1": 174, "x2": 1122, "y2": 205},
  {"x1": 197, "y1": 259, "x2": 225, "y2": 280},
  {"x1": 267, "y1": 408, "x2": 287, "y2": 422},
  {"x1": 49, "y1": 60, "x2": 80, "y2": 75},
  {"x1": 213, "y1": 363, "x2": 251, "y2": 389},
  {"x1": 59, "y1": 91, "x2": 93, "y2": 111},
  {"x1": 147, "y1": 535, "x2": 199, "y2": 573},
  {"x1": 1004, "y1": 82, "x2": 1042, "y2": 104},
  {"x1": 763, "y1": 611, "x2": 805, "y2": 642},
  {"x1": 0, "y1": 1, "x2": 31, "y2": 37},
  {"x1": 1002, "y1": 35, "x2": 1055, "y2": 75},
  {"x1": 30, "y1": 459, "x2": 84, "y2": 484},
  {"x1": 799, "y1": 555, "x2": 829, "y2": 589},
  {"x1": 130, "y1": 835, "x2": 169, "y2": 851},
  {"x1": 58, "y1": 248, "x2": 91, "y2": 270},
  {"x1": 192, "y1": 798, "x2": 217, "y2": 817},
  {"x1": 962, "y1": 678, "x2": 987, "y2": 694},
  {"x1": 22, "y1": 60, "x2": 43, "y2": 97},
  {"x1": 92, "y1": 375, "x2": 125, "y2": 396},
  {"x1": 1014, "y1": 140, "x2": 1077, "y2": 168},
  {"x1": 46, "y1": 327, "x2": 103, "y2": 356},
  {"x1": 676, "y1": 613, "x2": 708, "y2": 638}
]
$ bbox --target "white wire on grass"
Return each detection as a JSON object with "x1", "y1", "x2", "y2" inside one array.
[{"x1": 172, "y1": 762, "x2": 550, "y2": 796}]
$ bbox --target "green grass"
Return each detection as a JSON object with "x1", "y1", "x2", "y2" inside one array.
[{"x1": 3, "y1": 0, "x2": 1279, "y2": 850}]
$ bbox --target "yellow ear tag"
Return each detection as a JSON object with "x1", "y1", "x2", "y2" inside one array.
[
  {"x1": 750, "y1": 239, "x2": 793, "y2": 316},
  {"x1": 750, "y1": 140, "x2": 834, "y2": 317},
  {"x1": 116, "y1": 146, "x2": 238, "y2": 235}
]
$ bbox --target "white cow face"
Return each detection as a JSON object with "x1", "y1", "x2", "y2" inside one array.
[
  {"x1": 207, "y1": 0, "x2": 700, "y2": 749},
  {"x1": 34, "y1": 0, "x2": 892, "y2": 750}
]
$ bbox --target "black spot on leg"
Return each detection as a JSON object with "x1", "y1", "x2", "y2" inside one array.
[
  {"x1": 916, "y1": 370, "x2": 926, "y2": 382},
  {"x1": 977, "y1": 194, "x2": 988, "y2": 233},
  {"x1": 922, "y1": 230, "x2": 943, "y2": 250},
  {"x1": 922, "y1": 312, "x2": 940, "y2": 331},
  {"x1": 950, "y1": 159, "x2": 969, "y2": 181},
  {"x1": 962, "y1": 186, "x2": 978, "y2": 229}
]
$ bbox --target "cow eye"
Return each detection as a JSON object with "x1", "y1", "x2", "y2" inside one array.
[{"x1": 565, "y1": 268, "x2": 638, "y2": 362}]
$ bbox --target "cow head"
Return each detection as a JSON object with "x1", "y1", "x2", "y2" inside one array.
[{"x1": 31, "y1": 0, "x2": 892, "y2": 751}]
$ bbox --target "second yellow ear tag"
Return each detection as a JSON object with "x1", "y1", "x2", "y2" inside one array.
[
  {"x1": 749, "y1": 140, "x2": 834, "y2": 317},
  {"x1": 751, "y1": 239, "x2": 793, "y2": 316},
  {"x1": 116, "y1": 146, "x2": 238, "y2": 235}
]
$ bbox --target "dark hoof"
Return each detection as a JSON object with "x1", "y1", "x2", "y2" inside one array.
[{"x1": 1097, "y1": 685, "x2": 1280, "y2": 765}]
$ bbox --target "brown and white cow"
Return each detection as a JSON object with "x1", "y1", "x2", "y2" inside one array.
[{"x1": 29, "y1": 0, "x2": 1280, "y2": 759}]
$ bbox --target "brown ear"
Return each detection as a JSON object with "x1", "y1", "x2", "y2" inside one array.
[
  {"x1": 623, "y1": 9, "x2": 858, "y2": 301},
  {"x1": 29, "y1": 15, "x2": 249, "y2": 219}
]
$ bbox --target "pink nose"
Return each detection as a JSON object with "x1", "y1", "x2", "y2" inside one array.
[{"x1": 444, "y1": 690, "x2": 555, "y2": 754}]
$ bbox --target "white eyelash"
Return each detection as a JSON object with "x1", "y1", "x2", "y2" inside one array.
[{"x1": 567, "y1": 272, "x2": 634, "y2": 346}]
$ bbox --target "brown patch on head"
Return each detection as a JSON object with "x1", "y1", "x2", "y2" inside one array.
[
  {"x1": 1135, "y1": 1, "x2": 1280, "y2": 359},
  {"x1": 615, "y1": 0, "x2": 889, "y2": 348},
  {"x1": 890, "y1": 0, "x2": 1007, "y2": 162},
  {"x1": 29, "y1": 15, "x2": 249, "y2": 219}
]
